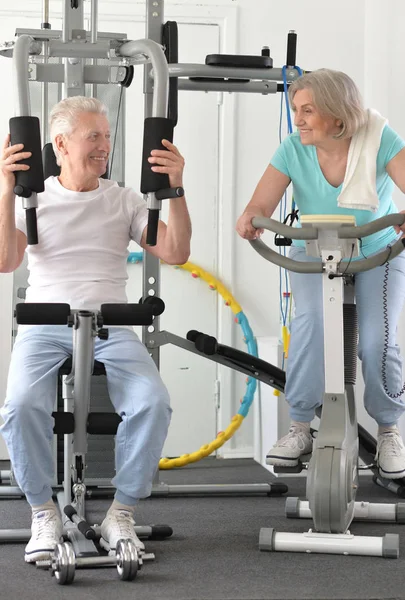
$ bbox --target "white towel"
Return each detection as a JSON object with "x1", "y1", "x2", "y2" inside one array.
[{"x1": 337, "y1": 108, "x2": 387, "y2": 212}]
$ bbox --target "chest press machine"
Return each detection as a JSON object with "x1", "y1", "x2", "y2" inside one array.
[
  {"x1": 250, "y1": 213, "x2": 405, "y2": 558},
  {"x1": 0, "y1": 0, "x2": 307, "y2": 505}
]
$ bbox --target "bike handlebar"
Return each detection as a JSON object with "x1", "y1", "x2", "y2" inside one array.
[{"x1": 250, "y1": 214, "x2": 405, "y2": 274}]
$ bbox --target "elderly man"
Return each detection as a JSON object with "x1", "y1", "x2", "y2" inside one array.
[{"x1": 0, "y1": 96, "x2": 191, "y2": 562}]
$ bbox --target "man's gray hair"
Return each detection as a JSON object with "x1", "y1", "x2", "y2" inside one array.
[
  {"x1": 288, "y1": 69, "x2": 367, "y2": 139},
  {"x1": 49, "y1": 96, "x2": 108, "y2": 165}
]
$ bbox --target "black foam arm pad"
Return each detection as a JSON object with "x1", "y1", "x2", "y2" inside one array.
[
  {"x1": 9, "y1": 116, "x2": 45, "y2": 196},
  {"x1": 186, "y1": 330, "x2": 202, "y2": 343},
  {"x1": 101, "y1": 303, "x2": 154, "y2": 326},
  {"x1": 15, "y1": 302, "x2": 71, "y2": 324},
  {"x1": 146, "y1": 209, "x2": 159, "y2": 246},
  {"x1": 25, "y1": 207, "x2": 38, "y2": 245},
  {"x1": 194, "y1": 333, "x2": 218, "y2": 356},
  {"x1": 64, "y1": 505, "x2": 96, "y2": 540},
  {"x1": 142, "y1": 295, "x2": 165, "y2": 316},
  {"x1": 140, "y1": 117, "x2": 174, "y2": 194},
  {"x1": 64, "y1": 505, "x2": 77, "y2": 520}
]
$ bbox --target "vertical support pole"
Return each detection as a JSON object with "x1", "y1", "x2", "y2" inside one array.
[
  {"x1": 12, "y1": 35, "x2": 32, "y2": 116},
  {"x1": 72, "y1": 312, "x2": 94, "y2": 456},
  {"x1": 63, "y1": 374, "x2": 74, "y2": 507},
  {"x1": 321, "y1": 254, "x2": 345, "y2": 395},
  {"x1": 90, "y1": 0, "x2": 98, "y2": 43},
  {"x1": 90, "y1": 0, "x2": 98, "y2": 97},
  {"x1": 142, "y1": 0, "x2": 165, "y2": 367},
  {"x1": 62, "y1": 0, "x2": 85, "y2": 98},
  {"x1": 42, "y1": 0, "x2": 51, "y2": 135},
  {"x1": 41, "y1": 40, "x2": 49, "y2": 143},
  {"x1": 145, "y1": 0, "x2": 164, "y2": 489}
]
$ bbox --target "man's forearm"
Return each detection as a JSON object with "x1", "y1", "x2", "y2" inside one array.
[
  {"x1": 0, "y1": 194, "x2": 18, "y2": 272},
  {"x1": 162, "y1": 195, "x2": 192, "y2": 264}
]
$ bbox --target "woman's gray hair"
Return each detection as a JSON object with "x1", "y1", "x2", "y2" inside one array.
[
  {"x1": 288, "y1": 69, "x2": 367, "y2": 139},
  {"x1": 49, "y1": 96, "x2": 108, "y2": 165}
]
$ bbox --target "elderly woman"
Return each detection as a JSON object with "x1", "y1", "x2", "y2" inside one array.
[
  {"x1": 0, "y1": 96, "x2": 191, "y2": 562},
  {"x1": 237, "y1": 68, "x2": 405, "y2": 478}
]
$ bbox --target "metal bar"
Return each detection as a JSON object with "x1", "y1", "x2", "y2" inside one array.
[
  {"x1": 62, "y1": 374, "x2": 74, "y2": 507},
  {"x1": 42, "y1": 0, "x2": 50, "y2": 25},
  {"x1": 151, "y1": 483, "x2": 275, "y2": 496},
  {"x1": 62, "y1": 0, "x2": 71, "y2": 43},
  {"x1": 12, "y1": 35, "x2": 32, "y2": 116},
  {"x1": 322, "y1": 267, "x2": 345, "y2": 395},
  {"x1": 178, "y1": 80, "x2": 278, "y2": 94},
  {"x1": 15, "y1": 28, "x2": 127, "y2": 41},
  {"x1": 164, "y1": 64, "x2": 300, "y2": 82},
  {"x1": 31, "y1": 64, "x2": 129, "y2": 84},
  {"x1": 0, "y1": 486, "x2": 24, "y2": 497},
  {"x1": 250, "y1": 239, "x2": 323, "y2": 273},
  {"x1": 140, "y1": 1, "x2": 164, "y2": 363},
  {"x1": 292, "y1": 499, "x2": 401, "y2": 522},
  {"x1": 152, "y1": 331, "x2": 285, "y2": 391},
  {"x1": 72, "y1": 313, "x2": 94, "y2": 455},
  {"x1": 338, "y1": 214, "x2": 405, "y2": 238},
  {"x1": 41, "y1": 40, "x2": 49, "y2": 143},
  {"x1": 268, "y1": 530, "x2": 388, "y2": 557},
  {"x1": 50, "y1": 40, "x2": 110, "y2": 59},
  {"x1": 0, "y1": 530, "x2": 31, "y2": 542},
  {"x1": 90, "y1": 0, "x2": 98, "y2": 44},
  {"x1": 0, "y1": 470, "x2": 12, "y2": 482},
  {"x1": 118, "y1": 39, "x2": 168, "y2": 117}
]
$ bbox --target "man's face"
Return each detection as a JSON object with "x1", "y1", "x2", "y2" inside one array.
[{"x1": 59, "y1": 111, "x2": 111, "y2": 178}]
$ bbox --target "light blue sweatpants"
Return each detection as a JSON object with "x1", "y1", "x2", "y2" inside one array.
[
  {"x1": 0, "y1": 325, "x2": 172, "y2": 507},
  {"x1": 285, "y1": 245, "x2": 405, "y2": 426}
]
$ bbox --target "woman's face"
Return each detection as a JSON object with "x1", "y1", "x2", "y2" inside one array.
[{"x1": 292, "y1": 89, "x2": 342, "y2": 146}]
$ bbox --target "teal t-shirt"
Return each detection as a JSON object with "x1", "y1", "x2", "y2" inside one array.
[{"x1": 270, "y1": 125, "x2": 405, "y2": 255}]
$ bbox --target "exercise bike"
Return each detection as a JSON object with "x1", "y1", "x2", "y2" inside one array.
[{"x1": 250, "y1": 213, "x2": 405, "y2": 558}]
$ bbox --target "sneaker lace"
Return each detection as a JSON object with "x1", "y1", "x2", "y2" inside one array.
[
  {"x1": 33, "y1": 512, "x2": 59, "y2": 542},
  {"x1": 277, "y1": 427, "x2": 309, "y2": 449},
  {"x1": 114, "y1": 511, "x2": 137, "y2": 539},
  {"x1": 378, "y1": 432, "x2": 404, "y2": 458}
]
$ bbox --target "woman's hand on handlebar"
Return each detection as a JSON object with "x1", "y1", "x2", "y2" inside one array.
[
  {"x1": 394, "y1": 210, "x2": 405, "y2": 238},
  {"x1": 236, "y1": 210, "x2": 264, "y2": 240},
  {"x1": 0, "y1": 134, "x2": 31, "y2": 198}
]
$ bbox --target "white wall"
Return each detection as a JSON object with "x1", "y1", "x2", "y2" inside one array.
[
  {"x1": 2, "y1": 0, "x2": 405, "y2": 458},
  {"x1": 233, "y1": 0, "x2": 366, "y2": 339}
]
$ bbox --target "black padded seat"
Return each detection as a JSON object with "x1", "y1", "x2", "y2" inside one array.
[{"x1": 59, "y1": 358, "x2": 106, "y2": 376}]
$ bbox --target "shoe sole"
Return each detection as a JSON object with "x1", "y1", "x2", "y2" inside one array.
[
  {"x1": 378, "y1": 466, "x2": 405, "y2": 479},
  {"x1": 24, "y1": 549, "x2": 54, "y2": 563},
  {"x1": 266, "y1": 455, "x2": 299, "y2": 467}
]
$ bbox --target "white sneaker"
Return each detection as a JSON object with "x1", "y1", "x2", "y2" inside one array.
[
  {"x1": 24, "y1": 509, "x2": 63, "y2": 563},
  {"x1": 266, "y1": 426, "x2": 313, "y2": 467},
  {"x1": 100, "y1": 509, "x2": 145, "y2": 554},
  {"x1": 376, "y1": 430, "x2": 405, "y2": 479}
]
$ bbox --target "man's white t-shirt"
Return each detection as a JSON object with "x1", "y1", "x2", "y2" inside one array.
[{"x1": 15, "y1": 176, "x2": 149, "y2": 310}]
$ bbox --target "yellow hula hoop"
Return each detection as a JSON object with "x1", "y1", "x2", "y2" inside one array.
[{"x1": 127, "y1": 255, "x2": 249, "y2": 470}]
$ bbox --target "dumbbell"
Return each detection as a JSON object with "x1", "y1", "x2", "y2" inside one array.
[{"x1": 37, "y1": 539, "x2": 139, "y2": 584}]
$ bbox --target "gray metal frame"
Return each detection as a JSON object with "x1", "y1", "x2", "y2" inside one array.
[
  {"x1": 0, "y1": 0, "x2": 303, "y2": 508},
  {"x1": 252, "y1": 215, "x2": 405, "y2": 558}
]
